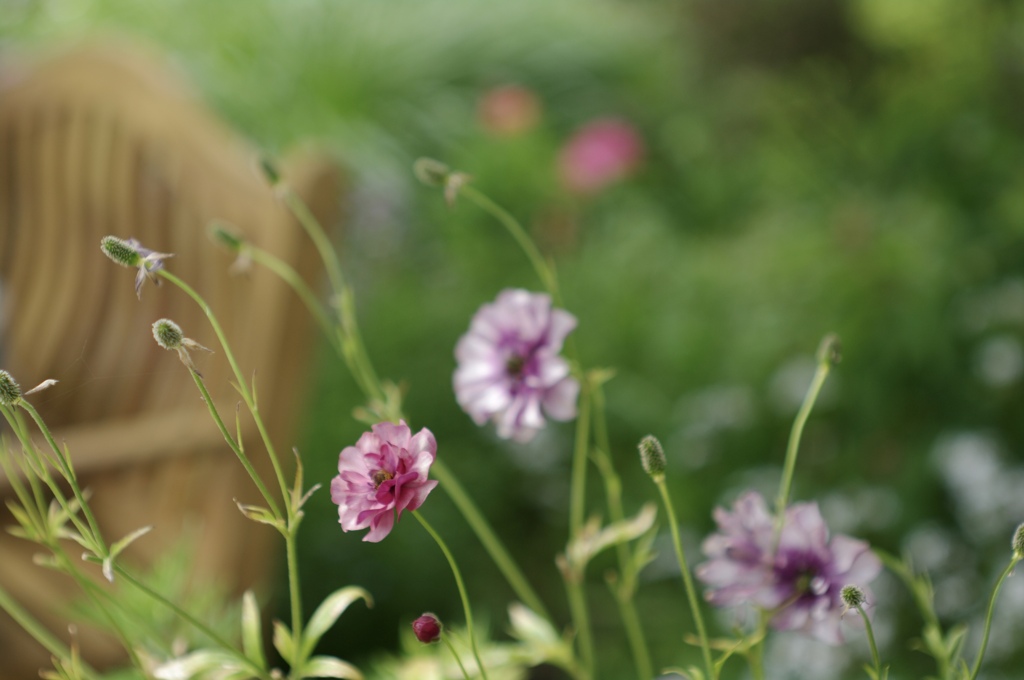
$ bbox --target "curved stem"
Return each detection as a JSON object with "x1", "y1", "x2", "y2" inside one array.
[
  {"x1": 772, "y1": 346, "x2": 833, "y2": 550},
  {"x1": 0, "y1": 580, "x2": 97, "y2": 678},
  {"x1": 655, "y1": 478, "x2": 715, "y2": 680},
  {"x1": 855, "y1": 605, "x2": 883, "y2": 678},
  {"x1": 969, "y1": 556, "x2": 1020, "y2": 680},
  {"x1": 432, "y1": 459, "x2": 549, "y2": 621},
  {"x1": 189, "y1": 370, "x2": 281, "y2": 519},
  {"x1": 592, "y1": 385, "x2": 652, "y2": 680},
  {"x1": 158, "y1": 270, "x2": 291, "y2": 505},
  {"x1": 413, "y1": 511, "x2": 489, "y2": 680},
  {"x1": 441, "y1": 634, "x2": 473, "y2": 680}
]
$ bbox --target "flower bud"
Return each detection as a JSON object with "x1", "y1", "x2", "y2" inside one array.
[
  {"x1": 840, "y1": 584, "x2": 866, "y2": 609},
  {"x1": 0, "y1": 370, "x2": 22, "y2": 406},
  {"x1": 816, "y1": 333, "x2": 842, "y2": 367},
  {"x1": 152, "y1": 319, "x2": 184, "y2": 350},
  {"x1": 1013, "y1": 522, "x2": 1024, "y2": 560},
  {"x1": 258, "y1": 155, "x2": 281, "y2": 185},
  {"x1": 100, "y1": 235, "x2": 141, "y2": 268},
  {"x1": 412, "y1": 613, "x2": 442, "y2": 644},
  {"x1": 413, "y1": 158, "x2": 450, "y2": 187},
  {"x1": 638, "y1": 435, "x2": 666, "y2": 480},
  {"x1": 209, "y1": 221, "x2": 245, "y2": 252}
]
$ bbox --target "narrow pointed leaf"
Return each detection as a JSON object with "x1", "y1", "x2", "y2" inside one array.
[
  {"x1": 272, "y1": 620, "x2": 294, "y2": 665},
  {"x1": 110, "y1": 526, "x2": 153, "y2": 559},
  {"x1": 302, "y1": 656, "x2": 363, "y2": 679},
  {"x1": 241, "y1": 591, "x2": 266, "y2": 669},
  {"x1": 300, "y1": 587, "x2": 372, "y2": 660}
]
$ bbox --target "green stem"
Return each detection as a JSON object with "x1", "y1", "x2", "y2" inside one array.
[
  {"x1": 246, "y1": 244, "x2": 340, "y2": 355},
  {"x1": 566, "y1": 384, "x2": 595, "y2": 678},
  {"x1": 189, "y1": 370, "x2": 281, "y2": 519},
  {"x1": 158, "y1": 270, "x2": 292, "y2": 505},
  {"x1": 655, "y1": 478, "x2": 715, "y2": 680},
  {"x1": 855, "y1": 605, "x2": 883, "y2": 678},
  {"x1": 279, "y1": 187, "x2": 383, "y2": 402},
  {"x1": 0, "y1": 580, "x2": 98, "y2": 678},
  {"x1": 591, "y1": 386, "x2": 652, "y2": 680},
  {"x1": 286, "y1": 526, "x2": 304, "y2": 656},
  {"x1": 564, "y1": 574, "x2": 594, "y2": 680},
  {"x1": 460, "y1": 185, "x2": 559, "y2": 300},
  {"x1": 413, "y1": 511, "x2": 489, "y2": 680},
  {"x1": 969, "y1": 556, "x2": 1020, "y2": 680},
  {"x1": 432, "y1": 459, "x2": 549, "y2": 621},
  {"x1": 441, "y1": 634, "x2": 473, "y2": 680},
  {"x1": 772, "y1": 339, "x2": 835, "y2": 549},
  {"x1": 19, "y1": 401, "x2": 106, "y2": 550}
]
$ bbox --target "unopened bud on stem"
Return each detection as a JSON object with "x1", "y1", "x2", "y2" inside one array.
[
  {"x1": 1013, "y1": 522, "x2": 1024, "y2": 560},
  {"x1": 152, "y1": 319, "x2": 184, "y2": 350},
  {"x1": 638, "y1": 435, "x2": 666, "y2": 480},
  {"x1": 841, "y1": 584, "x2": 866, "y2": 610},
  {"x1": 413, "y1": 158, "x2": 451, "y2": 187},
  {"x1": 258, "y1": 155, "x2": 281, "y2": 185},
  {"x1": 816, "y1": 333, "x2": 842, "y2": 367},
  {"x1": 0, "y1": 370, "x2": 22, "y2": 406},
  {"x1": 412, "y1": 613, "x2": 442, "y2": 644},
  {"x1": 100, "y1": 235, "x2": 141, "y2": 268}
]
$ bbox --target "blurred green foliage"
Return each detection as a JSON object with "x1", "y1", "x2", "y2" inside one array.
[{"x1": 4, "y1": 0, "x2": 1024, "y2": 678}]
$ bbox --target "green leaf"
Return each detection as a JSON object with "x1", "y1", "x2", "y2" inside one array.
[
  {"x1": 300, "y1": 656, "x2": 363, "y2": 679},
  {"x1": 241, "y1": 590, "x2": 266, "y2": 669},
  {"x1": 273, "y1": 620, "x2": 295, "y2": 665},
  {"x1": 300, "y1": 587, "x2": 372, "y2": 661}
]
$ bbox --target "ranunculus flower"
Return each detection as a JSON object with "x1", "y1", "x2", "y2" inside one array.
[
  {"x1": 454, "y1": 289, "x2": 579, "y2": 443},
  {"x1": 557, "y1": 118, "x2": 643, "y2": 195},
  {"x1": 330, "y1": 420, "x2": 438, "y2": 543},
  {"x1": 696, "y1": 491, "x2": 882, "y2": 645}
]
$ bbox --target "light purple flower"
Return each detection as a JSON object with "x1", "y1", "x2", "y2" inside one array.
[
  {"x1": 454, "y1": 289, "x2": 580, "y2": 443},
  {"x1": 99, "y1": 235, "x2": 174, "y2": 299},
  {"x1": 330, "y1": 420, "x2": 438, "y2": 543},
  {"x1": 696, "y1": 491, "x2": 882, "y2": 645}
]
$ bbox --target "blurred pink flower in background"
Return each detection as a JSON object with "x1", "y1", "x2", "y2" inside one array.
[
  {"x1": 454, "y1": 289, "x2": 579, "y2": 443},
  {"x1": 331, "y1": 420, "x2": 438, "y2": 542},
  {"x1": 478, "y1": 84, "x2": 542, "y2": 136},
  {"x1": 557, "y1": 117, "x2": 644, "y2": 195}
]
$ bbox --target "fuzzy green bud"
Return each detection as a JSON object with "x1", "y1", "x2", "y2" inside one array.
[
  {"x1": 816, "y1": 333, "x2": 842, "y2": 367},
  {"x1": 0, "y1": 370, "x2": 22, "y2": 406},
  {"x1": 638, "y1": 435, "x2": 666, "y2": 479},
  {"x1": 152, "y1": 319, "x2": 184, "y2": 350},
  {"x1": 840, "y1": 584, "x2": 866, "y2": 609},
  {"x1": 1013, "y1": 522, "x2": 1024, "y2": 560},
  {"x1": 413, "y1": 158, "x2": 450, "y2": 187},
  {"x1": 100, "y1": 235, "x2": 141, "y2": 268},
  {"x1": 209, "y1": 221, "x2": 245, "y2": 252}
]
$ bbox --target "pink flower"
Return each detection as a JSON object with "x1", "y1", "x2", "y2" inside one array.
[
  {"x1": 696, "y1": 491, "x2": 882, "y2": 645},
  {"x1": 478, "y1": 84, "x2": 542, "y2": 136},
  {"x1": 454, "y1": 289, "x2": 579, "y2": 443},
  {"x1": 557, "y1": 118, "x2": 643, "y2": 195},
  {"x1": 330, "y1": 421, "x2": 438, "y2": 543}
]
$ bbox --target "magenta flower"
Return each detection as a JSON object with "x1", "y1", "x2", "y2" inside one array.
[
  {"x1": 330, "y1": 420, "x2": 438, "y2": 543},
  {"x1": 557, "y1": 117, "x2": 643, "y2": 195},
  {"x1": 454, "y1": 289, "x2": 579, "y2": 443},
  {"x1": 696, "y1": 491, "x2": 881, "y2": 645}
]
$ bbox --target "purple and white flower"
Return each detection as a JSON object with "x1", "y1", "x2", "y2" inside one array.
[
  {"x1": 454, "y1": 289, "x2": 580, "y2": 443},
  {"x1": 696, "y1": 491, "x2": 882, "y2": 645},
  {"x1": 330, "y1": 420, "x2": 438, "y2": 543}
]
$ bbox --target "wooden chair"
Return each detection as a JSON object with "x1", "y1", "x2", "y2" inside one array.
[{"x1": 0, "y1": 44, "x2": 340, "y2": 678}]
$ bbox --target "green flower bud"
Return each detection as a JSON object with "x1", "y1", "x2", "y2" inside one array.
[
  {"x1": 0, "y1": 370, "x2": 22, "y2": 406},
  {"x1": 413, "y1": 158, "x2": 450, "y2": 187},
  {"x1": 209, "y1": 221, "x2": 245, "y2": 252},
  {"x1": 840, "y1": 584, "x2": 866, "y2": 609},
  {"x1": 1012, "y1": 522, "x2": 1024, "y2": 560},
  {"x1": 638, "y1": 435, "x2": 666, "y2": 479},
  {"x1": 258, "y1": 155, "x2": 280, "y2": 185},
  {"x1": 100, "y1": 235, "x2": 141, "y2": 268},
  {"x1": 816, "y1": 333, "x2": 842, "y2": 367},
  {"x1": 152, "y1": 319, "x2": 184, "y2": 350}
]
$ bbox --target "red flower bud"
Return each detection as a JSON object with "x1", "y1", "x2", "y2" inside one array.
[{"x1": 412, "y1": 613, "x2": 442, "y2": 644}]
